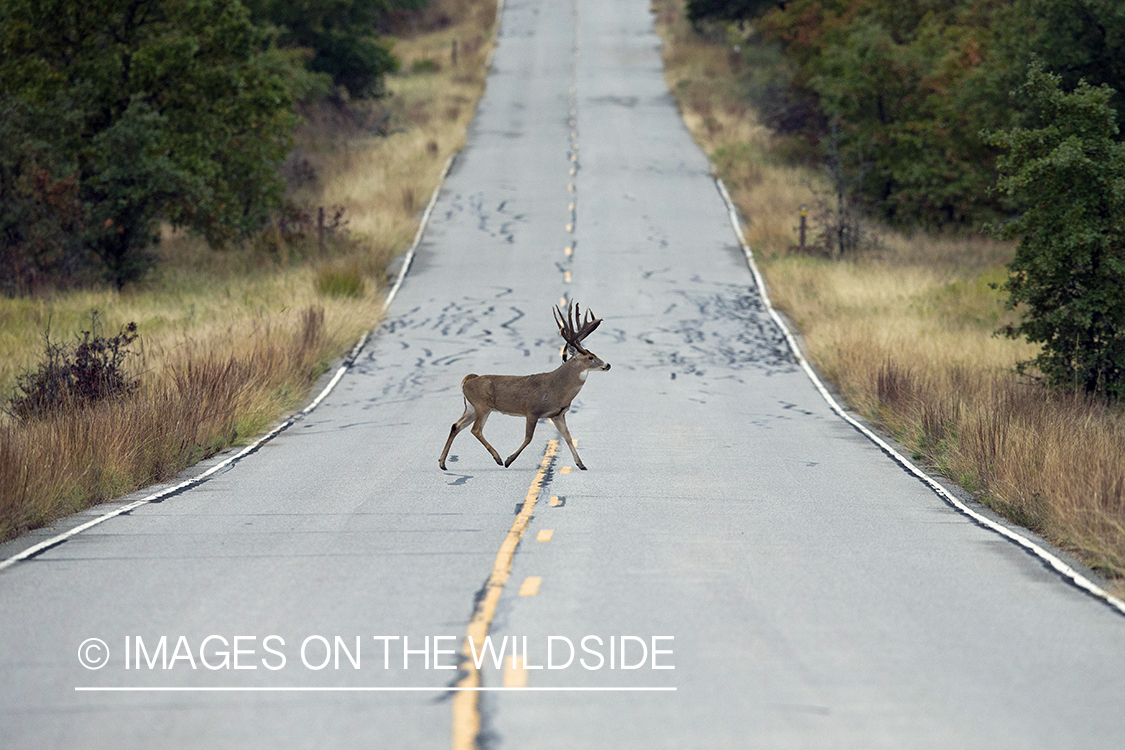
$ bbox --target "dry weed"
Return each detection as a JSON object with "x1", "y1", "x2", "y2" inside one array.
[
  {"x1": 0, "y1": 0, "x2": 499, "y2": 543},
  {"x1": 654, "y1": 0, "x2": 1125, "y2": 581}
]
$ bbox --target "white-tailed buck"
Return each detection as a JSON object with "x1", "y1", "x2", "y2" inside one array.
[{"x1": 439, "y1": 302, "x2": 610, "y2": 471}]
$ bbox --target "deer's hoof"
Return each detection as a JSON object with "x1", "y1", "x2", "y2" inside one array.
[
  {"x1": 577, "y1": 464, "x2": 587, "y2": 471},
  {"x1": 496, "y1": 457, "x2": 505, "y2": 467}
]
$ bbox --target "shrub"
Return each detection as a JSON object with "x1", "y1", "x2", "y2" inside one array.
[{"x1": 8, "y1": 316, "x2": 140, "y2": 420}]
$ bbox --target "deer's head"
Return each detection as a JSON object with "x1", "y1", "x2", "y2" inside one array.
[{"x1": 554, "y1": 302, "x2": 610, "y2": 373}]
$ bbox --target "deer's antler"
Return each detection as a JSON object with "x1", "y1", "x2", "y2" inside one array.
[{"x1": 554, "y1": 301, "x2": 602, "y2": 358}]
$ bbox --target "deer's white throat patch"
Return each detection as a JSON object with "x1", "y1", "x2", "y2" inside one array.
[{"x1": 579, "y1": 370, "x2": 589, "y2": 381}]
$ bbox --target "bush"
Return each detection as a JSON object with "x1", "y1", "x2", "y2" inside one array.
[{"x1": 8, "y1": 316, "x2": 140, "y2": 420}]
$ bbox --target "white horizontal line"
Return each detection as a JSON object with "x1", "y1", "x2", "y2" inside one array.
[{"x1": 75, "y1": 686, "x2": 676, "y2": 692}]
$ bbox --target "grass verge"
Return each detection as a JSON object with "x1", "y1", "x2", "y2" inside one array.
[
  {"x1": 0, "y1": 0, "x2": 498, "y2": 544},
  {"x1": 654, "y1": 0, "x2": 1125, "y2": 588}
]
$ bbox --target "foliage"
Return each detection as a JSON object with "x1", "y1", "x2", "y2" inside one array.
[
  {"x1": 0, "y1": 94, "x2": 89, "y2": 294},
  {"x1": 1018, "y1": 0, "x2": 1125, "y2": 127},
  {"x1": 0, "y1": 0, "x2": 300, "y2": 288},
  {"x1": 245, "y1": 0, "x2": 425, "y2": 100},
  {"x1": 686, "y1": 0, "x2": 777, "y2": 26},
  {"x1": 987, "y1": 66, "x2": 1125, "y2": 399},
  {"x1": 8, "y1": 315, "x2": 139, "y2": 420},
  {"x1": 690, "y1": 0, "x2": 1125, "y2": 231}
]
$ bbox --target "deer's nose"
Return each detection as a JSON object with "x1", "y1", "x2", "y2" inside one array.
[{"x1": 603, "y1": 363, "x2": 611, "y2": 370}]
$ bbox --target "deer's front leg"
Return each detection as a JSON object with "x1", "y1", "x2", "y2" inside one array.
[
  {"x1": 550, "y1": 411, "x2": 586, "y2": 470},
  {"x1": 504, "y1": 415, "x2": 539, "y2": 468}
]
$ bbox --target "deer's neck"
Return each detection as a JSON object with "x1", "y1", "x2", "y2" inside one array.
[{"x1": 552, "y1": 358, "x2": 590, "y2": 388}]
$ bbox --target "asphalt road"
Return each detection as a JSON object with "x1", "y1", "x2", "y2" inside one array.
[{"x1": 2, "y1": 1, "x2": 1123, "y2": 748}]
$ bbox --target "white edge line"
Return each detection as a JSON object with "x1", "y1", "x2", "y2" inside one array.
[
  {"x1": 713, "y1": 176, "x2": 1125, "y2": 618},
  {"x1": 74, "y1": 686, "x2": 675, "y2": 692},
  {"x1": 0, "y1": 156, "x2": 458, "y2": 575}
]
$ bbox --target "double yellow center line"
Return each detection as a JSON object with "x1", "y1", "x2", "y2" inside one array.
[{"x1": 451, "y1": 440, "x2": 559, "y2": 750}]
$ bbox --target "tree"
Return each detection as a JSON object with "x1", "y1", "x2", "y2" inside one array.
[
  {"x1": 245, "y1": 0, "x2": 425, "y2": 100},
  {"x1": 0, "y1": 0, "x2": 299, "y2": 287},
  {"x1": 987, "y1": 65, "x2": 1125, "y2": 399},
  {"x1": 1018, "y1": 0, "x2": 1125, "y2": 128},
  {"x1": 0, "y1": 94, "x2": 89, "y2": 294},
  {"x1": 686, "y1": 0, "x2": 781, "y2": 26}
]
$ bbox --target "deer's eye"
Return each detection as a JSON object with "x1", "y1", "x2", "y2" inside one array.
[{"x1": 587, "y1": 355, "x2": 594, "y2": 361}]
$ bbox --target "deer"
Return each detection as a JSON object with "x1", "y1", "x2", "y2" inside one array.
[{"x1": 439, "y1": 302, "x2": 610, "y2": 471}]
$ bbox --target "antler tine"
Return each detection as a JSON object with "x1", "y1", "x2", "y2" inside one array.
[
  {"x1": 553, "y1": 304, "x2": 566, "y2": 336},
  {"x1": 553, "y1": 301, "x2": 601, "y2": 354},
  {"x1": 574, "y1": 304, "x2": 601, "y2": 342}
]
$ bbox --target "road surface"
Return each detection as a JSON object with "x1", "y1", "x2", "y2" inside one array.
[{"x1": 2, "y1": 0, "x2": 1123, "y2": 748}]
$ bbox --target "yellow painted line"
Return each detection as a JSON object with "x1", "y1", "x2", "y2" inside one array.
[
  {"x1": 518, "y1": 576, "x2": 542, "y2": 596},
  {"x1": 566, "y1": 223, "x2": 573, "y2": 233},
  {"x1": 452, "y1": 441, "x2": 558, "y2": 750},
  {"x1": 560, "y1": 466, "x2": 572, "y2": 475},
  {"x1": 564, "y1": 245, "x2": 573, "y2": 256},
  {"x1": 536, "y1": 529, "x2": 554, "y2": 542},
  {"x1": 568, "y1": 183, "x2": 574, "y2": 191},
  {"x1": 568, "y1": 202, "x2": 575, "y2": 211},
  {"x1": 549, "y1": 496, "x2": 562, "y2": 506},
  {"x1": 503, "y1": 656, "x2": 529, "y2": 688},
  {"x1": 571, "y1": 154, "x2": 577, "y2": 162},
  {"x1": 570, "y1": 108, "x2": 576, "y2": 116},
  {"x1": 570, "y1": 167, "x2": 576, "y2": 176},
  {"x1": 571, "y1": 130, "x2": 577, "y2": 139},
  {"x1": 559, "y1": 295, "x2": 568, "y2": 307},
  {"x1": 572, "y1": 142, "x2": 578, "y2": 150},
  {"x1": 564, "y1": 271, "x2": 572, "y2": 283}
]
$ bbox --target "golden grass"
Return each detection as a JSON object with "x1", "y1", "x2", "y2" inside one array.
[
  {"x1": 654, "y1": 0, "x2": 1125, "y2": 586},
  {"x1": 0, "y1": 1, "x2": 499, "y2": 543}
]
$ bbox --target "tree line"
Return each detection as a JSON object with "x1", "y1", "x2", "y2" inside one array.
[
  {"x1": 0, "y1": 0, "x2": 423, "y2": 293},
  {"x1": 690, "y1": 0, "x2": 1125, "y2": 399}
]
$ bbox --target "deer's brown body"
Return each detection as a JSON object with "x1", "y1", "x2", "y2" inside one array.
[{"x1": 439, "y1": 303, "x2": 609, "y2": 470}]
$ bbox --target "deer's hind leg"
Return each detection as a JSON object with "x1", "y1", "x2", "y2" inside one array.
[
  {"x1": 504, "y1": 415, "x2": 540, "y2": 468},
  {"x1": 439, "y1": 402, "x2": 476, "y2": 470},
  {"x1": 469, "y1": 408, "x2": 504, "y2": 467}
]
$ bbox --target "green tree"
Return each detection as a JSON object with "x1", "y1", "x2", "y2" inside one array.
[
  {"x1": 0, "y1": 94, "x2": 89, "y2": 294},
  {"x1": 987, "y1": 65, "x2": 1125, "y2": 399},
  {"x1": 245, "y1": 0, "x2": 425, "y2": 100},
  {"x1": 686, "y1": 0, "x2": 780, "y2": 26},
  {"x1": 0, "y1": 0, "x2": 299, "y2": 287},
  {"x1": 1018, "y1": 0, "x2": 1125, "y2": 127}
]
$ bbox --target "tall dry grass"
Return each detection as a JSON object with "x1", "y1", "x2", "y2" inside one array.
[
  {"x1": 654, "y1": 0, "x2": 1125, "y2": 584},
  {"x1": 0, "y1": 1, "x2": 500, "y2": 544},
  {"x1": 0, "y1": 309, "x2": 330, "y2": 540}
]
